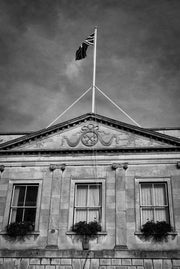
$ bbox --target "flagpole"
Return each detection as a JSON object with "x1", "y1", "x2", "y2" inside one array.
[{"x1": 92, "y1": 26, "x2": 97, "y2": 113}]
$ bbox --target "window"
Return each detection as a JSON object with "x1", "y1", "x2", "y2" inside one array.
[
  {"x1": 135, "y1": 178, "x2": 175, "y2": 232},
  {"x1": 140, "y1": 182, "x2": 169, "y2": 225},
  {"x1": 68, "y1": 178, "x2": 106, "y2": 231},
  {"x1": 9, "y1": 184, "x2": 38, "y2": 229},
  {"x1": 74, "y1": 183, "x2": 102, "y2": 224}
]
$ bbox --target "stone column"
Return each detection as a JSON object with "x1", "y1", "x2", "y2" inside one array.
[
  {"x1": 47, "y1": 164, "x2": 65, "y2": 248},
  {"x1": 112, "y1": 163, "x2": 128, "y2": 249}
]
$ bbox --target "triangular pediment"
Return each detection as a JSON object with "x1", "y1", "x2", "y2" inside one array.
[{"x1": 0, "y1": 113, "x2": 180, "y2": 153}]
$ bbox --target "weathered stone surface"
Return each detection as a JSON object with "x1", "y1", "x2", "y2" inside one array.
[
  {"x1": 144, "y1": 259, "x2": 153, "y2": 269},
  {"x1": 132, "y1": 259, "x2": 143, "y2": 266},
  {"x1": 41, "y1": 258, "x2": 50, "y2": 265},
  {"x1": 30, "y1": 259, "x2": 41, "y2": 265},
  {"x1": 153, "y1": 259, "x2": 162, "y2": 269},
  {"x1": 173, "y1": 259, "x2": 180, "y2": 266},
  {"x1": 121, "y1": 259, "x2": 131, "y2": 265},
  {"x1": 162, "y1": 259, "x2": 172, "y2": 269},
  {"x1": 100, "y1": 259, "x2": 111, "y2": 265},
  {"x1": 51, "y1": 259, "x2": 61, "y2": 265},
  {"x1": 61, "y1": 259, "x2": 71, "y2": 265},
  {"x1": 112, "y1": 259, "x2": 121, "y2": 265}
]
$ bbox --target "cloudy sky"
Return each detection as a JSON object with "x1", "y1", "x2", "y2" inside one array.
[{"x1": 0, "y1": 0, "x2": 180, "y2": 132}]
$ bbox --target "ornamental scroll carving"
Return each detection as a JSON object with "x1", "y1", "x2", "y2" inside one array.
[{"x1": 62, "y1": 123, "x2": 120, "y2": 148}]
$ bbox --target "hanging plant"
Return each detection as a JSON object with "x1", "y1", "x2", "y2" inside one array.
[
  {"x1": 140, "y1": 220, "x2": 173, "y2": 242},
  {"x1": 5, "y1": 221, "x2": 34, "y2": 241},
  {"x1": 71, "y1": 221, "x2": 101, "y2": 250}
]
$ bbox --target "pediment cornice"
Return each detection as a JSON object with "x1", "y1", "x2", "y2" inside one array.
[{"x1": 0, "y1": 113, "x2": 180, "y2": 151}]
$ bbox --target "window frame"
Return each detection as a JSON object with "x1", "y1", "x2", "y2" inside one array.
[
  {"x1": 68, "y1": 177, "x2": 106, "y2": 232},
  {"x1": 2, "y1": 179, "x2": 42, "y2": 233},
  {"x1": 135, "y1": 177, "x2": 175, "y2": 233},
  {"x1": 74, "y1": 183, "x2": 102, "y2": 224}
]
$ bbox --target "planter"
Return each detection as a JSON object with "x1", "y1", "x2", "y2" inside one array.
[
  {"x1": 5, "y1": 221, "x2": 34, "y2": 241},
  {"x1": 140, "y1": 220, "x2": 173, "y2": 242},
  {"x1": 71, "y1": 221, "x2": 101, "y2": 250},
  {"x1": 82, "y1": 236, "x2": 89, "y2": 250}
]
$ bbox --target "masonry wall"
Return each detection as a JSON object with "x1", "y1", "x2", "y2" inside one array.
[{"x1": 0, "y1": 153, "x2": 180, "y2": 268}]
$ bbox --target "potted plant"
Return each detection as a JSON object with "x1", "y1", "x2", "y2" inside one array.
[
  {"x1": 5, "y1": 221, "x2": 34, "y2": 241},
  {"x1": 140, "y1": 220, "x2": 173, "y2": 242},
  {"x1": 71, "y1": 221, "x2": 101, "y2": 250}
]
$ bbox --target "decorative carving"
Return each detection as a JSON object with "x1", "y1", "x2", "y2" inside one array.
[
  {"x1": 62, "y1": 123, "x2": 122, "y2": 148},
  {"x1": 111, "y1": 163, "x2": 128, "y2": 170},
  {"x1": 49, "y1": 164, "x2": 66, "y2": 172},
  {"x1": 49, "y1": 164, "x2": 57, "y2": 172}
]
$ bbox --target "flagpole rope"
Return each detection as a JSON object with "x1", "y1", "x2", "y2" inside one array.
[
  {"x1": 92, "y1": 27, "x2": 97, "y2": 113},
  {"x1": 46, "y1": 87, "x2": 92, "y2": 128},
  {"x1": 95, "y1": 86, "x2": 141, "y2": 127}
]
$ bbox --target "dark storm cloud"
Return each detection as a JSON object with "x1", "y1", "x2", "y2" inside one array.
[{"x1": 0, "y1": 0, "x2": 180, "y2": 131}]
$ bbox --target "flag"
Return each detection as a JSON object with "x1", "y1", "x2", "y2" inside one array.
[{"x1": 75, "y1": 33, "x2": 94, "y2": 60}]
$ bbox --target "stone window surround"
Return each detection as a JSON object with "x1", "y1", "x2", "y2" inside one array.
[
  {"x1": 67, "y1": 177, "x2": 106, "y2": 234},
  {"x1": 134, "y1": 177, "x2": 176, "y2": 234},
  {"x1": 1, "y1": 179, "x2": 42, "y2": 234}
]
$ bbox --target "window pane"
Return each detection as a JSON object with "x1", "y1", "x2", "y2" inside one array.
[
  {"x1": 89, "y1": 185, "x2": 101, "y2": 207},
  {"x1": 25, "y1": 186, "x2": 38, "y2": 206},
  {"x1": 76, "y1": 185, "x2": 87, "y2": 206},
  {"x1": 141, "y1": 183, "x2": 152, "y2": 205},
  {"x1": 154, "y1": 184, "x2": 167, "y2": 206},
  {"x1": 11, "y1": 208, "x2": 23, "y2": 223},
  {"x1": 24, "y1": 208, "x2": 36, "y2": 223},
  {"x1": 89, "y1": 209, "x2": 100, "y2": 222},
  {"x1": 12, "y1": 186, "x2": 25, "y2": 206},
  {"x1": 155, "y1": 208, "x2": 169, "y2": 222},
  {"x1": 75, "y1": 209, "x2": 87, "y2": 223},
  {"x1": 141, "y1": 208, "x2": 153, "y2": 225}
]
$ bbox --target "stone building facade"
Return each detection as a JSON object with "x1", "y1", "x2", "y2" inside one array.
[{"x1": 0, "y1": 113, "x2": 180, "y2": 269}]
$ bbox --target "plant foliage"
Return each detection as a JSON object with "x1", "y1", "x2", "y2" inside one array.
[
  {"x1": 72, "y1": 221, "x2": 101, "y2": 239},
  {"x1": 5, "y1": 221, "x2": 34, "y2": 241},
  {"x1": 141, "y1": 220, "x2": 173, "y2": 242}
]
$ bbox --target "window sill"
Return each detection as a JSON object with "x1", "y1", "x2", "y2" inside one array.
[
  {"x1": 0, "y1": 231, "x2": 40, "y2": 236},
  {"x1": 134, "y1": 231, "x2": 177, "y2": 236},
  {"x1": 66, "y1": 231, "x2": 107, "y2": 236}
]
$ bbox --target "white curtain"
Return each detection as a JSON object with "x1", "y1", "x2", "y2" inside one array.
[
  {"x1": 75, "y1": 184, "x2": 101, "y2": 223},
  {"x1": 140, "y1": 183, "x2": 167, "y2": 225},
  {"x1": 154, "y1": 183, "x2": 167, "y2": 221}
]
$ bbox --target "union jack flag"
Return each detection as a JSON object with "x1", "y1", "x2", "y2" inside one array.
[{"x1": 75, "y1": 33, "x2": 94, "y2": 60}]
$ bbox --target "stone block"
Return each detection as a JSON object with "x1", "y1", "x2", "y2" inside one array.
[
  {"x1": 20, "y1": 259, "x2": 29, "y2": 269},
  {"x1": 115, "y1": 265, "x2": 128, "y2": 269},
  {"x1": 121, "y1": 259, "x2": 131, "y2": 266},
  {"x1": 153, "y1": 259, "x2": 162, "y2": 269},
  {"x1": 35, "y1": 266, "x2": 44, "y2": 269},
  {"x1": 28, "y1": 266, "x2": 36, "y2": 269},
  {"x1": 30, "y1": 259, "x2": 40, "y2": 265},
  {"x1": 144, "y1": 259, "x2": 153, "y2": 269},
  {"x1": 61, "y1": 259, "x2": 71, "y2": 265},
  {"x1": 72, "y1": 259, "x2": 81, "y2": 269},
  {"x1": 100, "y1": 259, "x2": 111, "y2": 265},
  {"x1": 112, "y1": 259, "x2": 121, "y2": 265},
  {"x1": 162, "y1": 259, "x2": 172, "y2": 269},
  {"x1": 132, "y1": 259, "x2": 143, "y2": 266},
  {"x1": 51, "y1": 259, "x2": 61, "y2": 265},
  {"x1": 90, "y1": 259, "x2": 99, "y2": 269},
  {"x1": 137, "y1": 267, "x2": 144, "y2": 269},
  {"x1": 44, "y1": 266, "x2": 55, "y2": 269},
  {"x1": 173, "y1": 260, "x2": 180, "y2": 266},
  {"x1": 41, "y1": 259, "x2": 50, "y2": 265}
]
